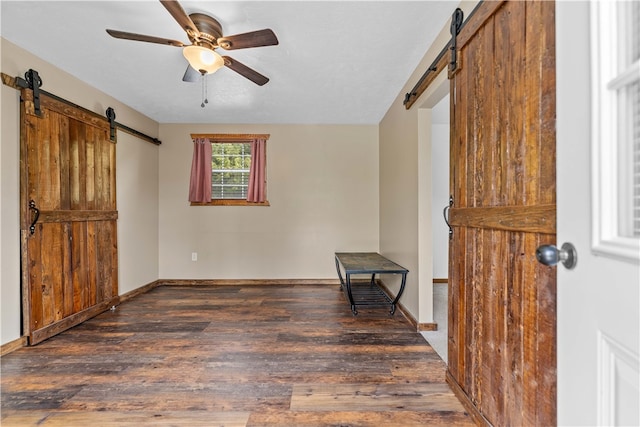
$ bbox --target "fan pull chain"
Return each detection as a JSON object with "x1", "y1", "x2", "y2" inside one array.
[{"x1": 201, "y1": 74, "x2": 209, "y2": 108}]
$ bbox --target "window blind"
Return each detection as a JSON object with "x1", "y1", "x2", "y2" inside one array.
[
  {"x1": 611, "y1": 1, "x2": 640, "y2": 237},
  {"x1": 211, "y1": 142, "x2": 251, "y2": 199},
  {"x1": 629, "y1": 1, "x2": 639, "y2": 236},
  {"x1": 633, "y1": 79, "x2": 639, "y2": 236}
]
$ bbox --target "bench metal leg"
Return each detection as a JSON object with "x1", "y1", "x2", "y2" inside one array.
[
  {"x1": 346, "y1": 274, "x2": 357, "y2": 315},
  {"x1": 335, "y1": 256, "x2": 357, "y2": 315},
  {"x1": 389, "y1": 272, "x2": 408, "y2": 315}
]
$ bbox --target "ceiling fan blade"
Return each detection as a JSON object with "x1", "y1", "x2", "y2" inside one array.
[
  {"x1": 106, "y1": 29, "x2": 185, "y2": 47},
  {"x1": 222, "y1": 56, "x2": 269, "y2": 86},
  {"x1": 182, "y1": 65, "x2": 202, "y2": 82},
  {"x1": 160, "y1": 0, "x2": 200, "y2": 38},
  {"x1": 217, "y1": 29, "x2": 279, "y2": 50}
]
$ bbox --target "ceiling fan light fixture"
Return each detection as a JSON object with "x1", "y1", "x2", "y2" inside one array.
[{"x1": 183, "y1": 45, "x2": 224, "y2": 74}]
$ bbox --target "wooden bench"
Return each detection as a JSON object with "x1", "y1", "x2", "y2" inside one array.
[{"x1": 334, "y1": 252, "x2": 409, "y2": 315}]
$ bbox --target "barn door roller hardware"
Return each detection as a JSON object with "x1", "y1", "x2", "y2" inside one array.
[
  {"x1": 403, "y1": 8, "x2": 464, "y2": 108},
  {"x1": 106, "y1": 107, "x2": 117, "y2": 142},
  {"x1": 449, "y1": 8, "x2": 464, "y2": 72},
  {"x1": 403, "y1": 4, "x2": 484, "y2": 110},
  {"x1": 14, "y1": 69, "x2": 43, "y2": 116},
  {"x1": 104, "y1": 107, "x2": 162, "y2": 146},
  {"x1": 2, "y1": 69, "x2": 161, "y2": 146}
]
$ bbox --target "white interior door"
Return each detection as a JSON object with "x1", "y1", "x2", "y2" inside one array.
[{"x1": 556, "y1": 2, "x2": 640, "y2": 425}]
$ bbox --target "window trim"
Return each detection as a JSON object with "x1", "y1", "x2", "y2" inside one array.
[
  {"x1": 590, "y1": 1, "x2": 640, "y2": 263},
  {"x1": 191, "y1": 199, "x2": 270, "y2": 207},
  {"x1": 189, "y1": 133, "x2": 270, "y2": 207}
]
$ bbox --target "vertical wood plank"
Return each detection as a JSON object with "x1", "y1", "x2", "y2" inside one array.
[
  {"x1": 40, "y1": 223, "x2": 65, "y2": 326},
  {"x1": 480, "y1": 228, "x2": 497, "y2": 418},
  {"x1": 58, "y1": 115, "x2": 71, "y2": 210},
  {"x1": 27, "y1": 225, "x2": 44, "y2": 332},
  {"x1": 508, "y1": 1, "x2": 528, "y2": 208},
  {"x1": 47, "y1": 113, "x2": 61, "y2": 210},
  {"x1": 102, "y1": 134, "x2": 115, "y2": 209},
  {"x1": 471, "y1": 227, "x2": 483, "y2": 410},
  {"x1": 109, "y1": 221, "x2": 119, "y2": 298},
  {"x1": 479, "y1": 11, "x2": 497, "y2": 418},
  {"x1": 450, "y1": 5, "x2": 467, "y2": 407},
  {"x1": 95, "y1": 221, "x2": 114, "y2": 301},
  {"x1": 94, "y1": 128, "x2": 105, "y2": 211},
  {"x1": 538, "y1": 0, "x2": 557, "y2": 207},
  {"x1": 96, "y1": 222, "x2": 106, "y2": 302},
  {"x1": 78, "y1": 120, "x2": 88, "y2": 210},
  {"x1": 523, "y1": 9, "x2": 544, "y2": 419},
  {"x1": 37, "y1": 115, "x2": 50, "y2": 208},
  {"x1": 448, "y1": 227, "x2": 463, "y2": 382},
  {"x1": 39, "y1": 223, "x2": 53, "y2": 326},
  {"x1": 71, "y1": 221, "x2": 88, "y2": 312},
  {"x1": 53, "y1": 223, "x2": 66, "y2": 323},
  {"x1": 109, "y1": 138, "x2": 117, "y2": 208},
  {"x1": 522, "y1": 233, "x2": 539, "y2": 426},
  {"x1": 537, "y1": 10, "x2": 557, "y2": 425},
  {"x1": 505, "y1": 232, "x2": 525, "y2": 426},
  {"x1": 498, "y1": 2, "x2": 529, "y2": 417},
  {"x1": 62, "y1": 222, "x2": 74, "y2": 318},
  {"x1": 494, "y1": 230, "x2": 508, "y2": 421},
  {"x1": 535, "y1": 235, "x2": 557, "y2": 426},
  {"x1": 85, "y1": 126, "x2": 95, "y2": 210},
  {"x1": 69, "y1": 119, "x2": 81, "y2": 210},
  {"x1": 87, "y1": 221, "x2": 98, "y2": 306}
]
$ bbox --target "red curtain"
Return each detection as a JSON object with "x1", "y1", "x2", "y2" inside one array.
[
  {"x1": 188, "y1": 138, "x2": 212, "y2": 203},
  {"x1": 247, "y1": 138, "x2": 266, "y2": 202}
]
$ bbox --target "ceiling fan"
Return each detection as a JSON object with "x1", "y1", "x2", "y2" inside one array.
[{"x1": 106, "y1": 0, "x2": 278, "y2": 86}]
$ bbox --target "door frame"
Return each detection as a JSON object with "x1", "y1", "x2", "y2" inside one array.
[{"x1": 417, "y1": 70, "x2": 450, "y2": 329}]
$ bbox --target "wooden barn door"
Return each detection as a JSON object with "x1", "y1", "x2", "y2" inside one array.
[
  {"x1": 20, "y1": 89, "x2": 119, "y2": 345},
  {"x1": 447, "y1": 1, "x2": 556, "y2": 425}
]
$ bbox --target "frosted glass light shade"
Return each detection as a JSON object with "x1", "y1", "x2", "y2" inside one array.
[{"x1": 183, "y1": 46, "x2": 224, "y2": 74}]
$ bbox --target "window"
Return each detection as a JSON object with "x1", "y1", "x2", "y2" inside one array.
[
  {"x1": 591, "y1": 1, "x2": 640, "y2": 262},
  {"x1": 189, "y1": 133, "x2": 269, "y2": 206},
  {"x1": 212, "y1": 142, "x2": 251, "y2": 199}
]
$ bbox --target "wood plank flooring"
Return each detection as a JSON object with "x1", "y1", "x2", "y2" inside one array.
[{"x1": 1, "y1": 284, "x2": 473, "y2": 426}]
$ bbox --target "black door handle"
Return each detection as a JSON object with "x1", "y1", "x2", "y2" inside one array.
[
  {"x1": 443, "y1": 195, "x2": 453, "y2": 239},
  {"x1": 29, "y1": 200, "x2": 39, "y2": 235}
]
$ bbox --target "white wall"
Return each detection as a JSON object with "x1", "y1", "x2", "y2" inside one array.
[
  {"x1": 116, "y1": 132, "x2": 159, "y2": 294},
  {"x1": 379, "y1": 98, "x2": 420, "y2": 317},
  {"x1": 158, "y1": 124, "x2": 379, "y2": 280},
  {"x1": 1, "y1": 62, "x2": 20, "y2": 344},
  {"x1": 0, "y1": 38, "x2": 160, "y2": 345}
]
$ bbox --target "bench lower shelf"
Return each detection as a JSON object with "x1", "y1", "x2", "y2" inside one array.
[{"x1": 341, "y1": 279, "x2": 394, "y2": 313}]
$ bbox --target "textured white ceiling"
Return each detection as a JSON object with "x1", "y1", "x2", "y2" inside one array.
[{"x1": 1, "y1": 1, "x2": 458, "y2": 124}]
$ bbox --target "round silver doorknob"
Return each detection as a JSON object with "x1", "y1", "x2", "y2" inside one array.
[{"x1": 536, "y1": 243, "x2": 577, "y2": 269}]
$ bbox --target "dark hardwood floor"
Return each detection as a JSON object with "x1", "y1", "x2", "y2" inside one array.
[{"x1": 1, "y1": 284, "x2": 473, "y2": 426}]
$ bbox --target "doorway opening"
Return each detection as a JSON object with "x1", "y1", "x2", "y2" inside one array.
[{"x1": 421, "y1": 93, "x2": 450, "y2": 362}]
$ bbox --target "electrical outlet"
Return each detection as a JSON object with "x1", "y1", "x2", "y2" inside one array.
[{"x1": 191, "y1": 252, "x2": 197, "y2": 261}]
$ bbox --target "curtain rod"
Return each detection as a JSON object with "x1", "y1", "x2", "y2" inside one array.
[
  {"x1": 190, "y1": 133, "x2": 270, "y2": 141},
  {"x1": 1, "y1": 70, "x2": 161, "y2": 146}
]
